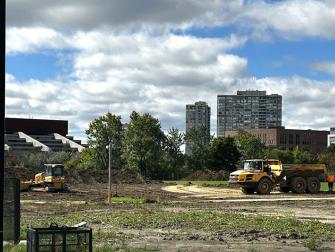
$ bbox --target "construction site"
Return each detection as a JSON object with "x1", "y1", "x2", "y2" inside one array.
[
  {"x1": 2, "y1": 117, "x2": 335, "y2": 251},
  {"x1": 4, "y1": 163, "x2": 333, "y2": 252}
]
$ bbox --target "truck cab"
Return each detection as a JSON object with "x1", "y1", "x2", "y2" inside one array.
[{"x1": 229, "y1": 159, "x2": 282, "y2": 194}]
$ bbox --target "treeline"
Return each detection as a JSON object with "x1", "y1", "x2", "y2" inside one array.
[
  {"x1": 6, "y1": 112, "x2": 335, "y2": 179},
  {"x1": 65, "y1": 112, "x2": 335, "y2": 179}
]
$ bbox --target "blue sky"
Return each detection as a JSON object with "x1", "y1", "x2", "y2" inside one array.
[
  {"x1": 6, "y1": 49, "x2": 76, "y2": 81},
  {"x1": 5, "y1": 0, "x2": 335, "y2": 138}
]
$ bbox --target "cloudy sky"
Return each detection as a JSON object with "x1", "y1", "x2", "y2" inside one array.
[{"x1": 5, "y1": 0, "x2": 335, "y2": 141}]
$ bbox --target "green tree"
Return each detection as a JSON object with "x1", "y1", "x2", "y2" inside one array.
[
  {"x1": 162, "y1": 128, "x2": 185, "y2": 179},
  {"x1": 86, "y1": 112, "x2": 124, "y2": 170},
  {"x1": 292, "y1": 147, "x2": 317, "y2": 164},
  {"x1": 122, "y1": 111, "x2": 165, "y2": 178},
  {"x1": 207, "y1": 137, "x2": 241, "y2": 172},
  {"x1": 319, "y1": 145, "x2": 335, "y2": 172},
  {"x1": 235, "y1": 131, "x2": 265, "y2": 159},
  {"x1": 264, "y1": 148, "x2": 294, "y2": 164},
  {"x1": 64, "y1": 148, "x2": 97, "y2": 170},
  {"x1": 184, "y1": 126, "x2": 212, "y2": 170}
]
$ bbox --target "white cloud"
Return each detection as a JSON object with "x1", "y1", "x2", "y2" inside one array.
[
  {"x1": 4, "y1": 1, "x2": 335, "y2": 139},
  {"x1": 6, "y1": 72, "x2": 335, "y2": 139},
  {"x1": 311, "y1": 61, "x2": 335, "y2": 76},
  {"x1": 239, "y1": 0, "x2": 335, "y2": 39},
  {"x1": 6, "y1": 27, "x2": 71, "y2": 54},
  {"x1": 5, "y1": 30, "x2": 250, "y2": 137}
]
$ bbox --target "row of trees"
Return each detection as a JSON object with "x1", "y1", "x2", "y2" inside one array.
[
  {"x1": 64, "y1": 112, "x2": 334, "y2": 179},
  {"x1": 66, "y1": 112, "x2": 242, "y2": 179}
]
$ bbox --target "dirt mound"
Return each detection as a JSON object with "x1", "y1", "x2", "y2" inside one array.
[
  {"x1": 184, "y1": 169, "x2": 229, "y2": 181},
  {"x1": 5, "y1": 166, "x2": 40, "y2": 180},
  {"x1": 5, "y1": 166, "x2": 145, "y2": 185},
  {"x1": 65, "y1": 168, "x2": 145, "y2": 185}
]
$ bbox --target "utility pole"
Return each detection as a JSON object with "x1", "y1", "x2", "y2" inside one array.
[{"x1": 108, "y1": 141, "x2": 112, "y2": 204}]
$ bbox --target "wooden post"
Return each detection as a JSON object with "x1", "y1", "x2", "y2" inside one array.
[{"x1": 108, "y1": 141, "x2": 112, "y2": 204}]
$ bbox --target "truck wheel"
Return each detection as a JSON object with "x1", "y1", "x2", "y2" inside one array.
[
  {"x1": 242, "y1": 188, "x2": 255, "y2": 194},
  {"x1": 256, "y1": 178, "x2": 272, "y2": 195},
  {"x1": 306, "y1": 177, "x2": 320, "y2": 194},
  {"x1": 279, "y1": 187, "x2": 290, "y2": 193},
  {"x1": 290, "y1": 177, "x2": 307, "y2": 194}
]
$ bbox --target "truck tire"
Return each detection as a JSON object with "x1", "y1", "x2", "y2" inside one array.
[
  {"x1": 279, "y1": 187, "x2": 290, "y2": 193},
  {"x1": 256, "y1": 178, "x2": 272, "y2": 195},
  {"x1": 306, "y1": 177, "x2": 320, "y2": 194},
  {"x1": 290, "y1": 177, "x2": 307, "y2": 194},
  {"x1": 242, "y1": 188, "x2": 255, "y2": 194}
]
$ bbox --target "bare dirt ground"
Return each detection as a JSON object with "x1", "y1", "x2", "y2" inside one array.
[{"x1": 20, "y1": 183, "x2": 335, "y2": 251}]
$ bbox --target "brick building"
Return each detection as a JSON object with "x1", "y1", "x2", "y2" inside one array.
[{"x1": 225, "y1": 127, "x2": 329, "y2": 154}]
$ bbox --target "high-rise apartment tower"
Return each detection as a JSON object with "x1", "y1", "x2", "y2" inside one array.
[
  {"x1": 217, "y1": 90, "x2": 282, "y2": 136},
  {"x1": 185, "y1": 101, "x2": 210, "y2": 155}
]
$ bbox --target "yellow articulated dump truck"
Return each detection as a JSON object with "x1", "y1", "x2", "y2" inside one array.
[
  {"x1": 20, "y1": 164, "x2": 66, "y2": 192},
  {"x1": 229, "y1": 159, "x2": 327, "y2": 195}
]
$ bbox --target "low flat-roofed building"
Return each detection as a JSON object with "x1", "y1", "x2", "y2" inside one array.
[
  {"x1": 225, "y1": 126, "x2": 329, "y2": 154},
  {"x1": 4, "y1": 118, "x2": 85, "y2": 152}
]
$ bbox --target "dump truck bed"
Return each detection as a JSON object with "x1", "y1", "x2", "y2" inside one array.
[{"x1": 282, "y1": 164, "x2": 326, "y2": 177}]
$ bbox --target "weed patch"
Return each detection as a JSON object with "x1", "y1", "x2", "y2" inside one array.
[
  {"x1": 3, "y1": 244, "x2": 26, "y2": 252},
  {"x1": 303, "y1": 236, "x2": 322, "y2": 251},
  {"x1": 21, "y1": 210, "x2": 335, "y2": 241},
  {"x1": 112, "y1": 196, "x2": 145, "y2": 204}
]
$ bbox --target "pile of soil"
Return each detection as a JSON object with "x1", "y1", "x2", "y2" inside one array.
[
  {"x1": 65, "y1": 168, "x2": 145, "y2": 185},
  {"x1": 5, "y1": 166, "x2": 145, "y2": 185},
  {"x1": 184, "y1": 169, "x2": 230, "y2": 181},
  {"x1": 5, "y1": 166, "x2": 40, "y2": 180}
]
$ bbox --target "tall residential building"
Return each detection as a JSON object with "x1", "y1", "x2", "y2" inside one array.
[
  {"x1": 185, "y1": 101, "x2": 210, "y2": 155},
  {"x1": 328, "y1": 127, "x2": 335, "y2": 146},
  {"x1": 217, "y1": 90, "x2": 282, "y2": 136}
]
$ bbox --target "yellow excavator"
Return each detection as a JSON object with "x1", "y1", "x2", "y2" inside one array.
[{"x1": 20, "y1": 164, "x2": 66, "y2": 192}]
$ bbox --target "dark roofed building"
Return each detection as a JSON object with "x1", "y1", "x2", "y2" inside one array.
[
  {"x1": 4, "y1": 118, "x2": 84, "y2": 152},
  {"x1": 5, "y1": 118, "x2": 68, "y2": 136}
]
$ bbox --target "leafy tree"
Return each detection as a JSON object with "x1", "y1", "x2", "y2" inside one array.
[
  {"x1": 47, "y1": 151, "x2": 73, "y2": 164},
  {"x1": 319, "y1": 145, "x2": 335, "y2": 172},
  {"x1": 292, "y1": 147, "x2": 317, "y2": 164},
  {"x1": 184, "y1": 126, "x2": 212, "y2": 170},
  {"x1": 264, "y1": 148, "x2": 294, "y2": 164},
  {"x1": 122, "y1": 111, "x2": 166, "y2": 178},
  {"x1": 64, "y1": 148, "x2": 97, "y2": 170},
  {"x1": 235, "y1": 131, "x2": 265, "y2": 159},
  {"x1": 86, "y1": 112, "x2": 124, "y2": 170},
  {"x1": 162, "y1": 128, "x2": 185, "y2": 179},
  {"x1": 207, "y1": 137, "x2": 241, "y2": 172}
]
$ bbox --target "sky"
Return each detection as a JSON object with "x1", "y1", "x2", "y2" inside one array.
[{"x1": 5, "y1": 0, "x2": 335, "y2": 141}]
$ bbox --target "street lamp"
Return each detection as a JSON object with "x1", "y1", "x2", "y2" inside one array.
[{"x1": 106, "y1": 140, "x2": 113, "y2": 204}]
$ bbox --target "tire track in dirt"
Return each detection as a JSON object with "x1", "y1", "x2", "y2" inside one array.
[{"x1": 162, "y1": 185, "x2": 335, "y2": 201}]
